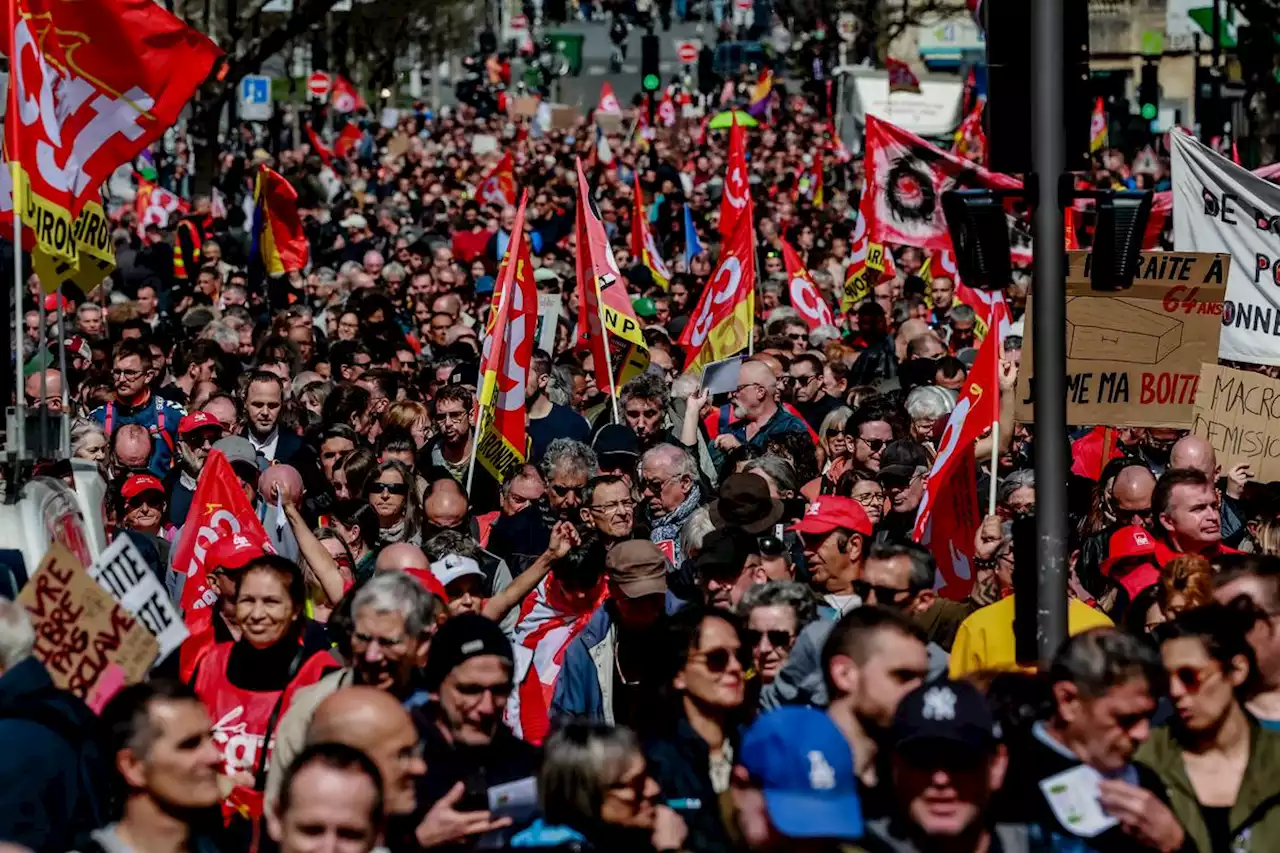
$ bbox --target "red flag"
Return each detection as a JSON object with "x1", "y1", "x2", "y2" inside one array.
[
  {"x1": 913, "y1": 305, "x2": 1002, "y2": 599},
  {"x1": 719, "y1": 115, "x2": 750, "y2": 241},
  {"x1": 952, "y1": 100, "x2": 987, "y2": 164},
  {"x1": 173, "y1": 451, "x2": 272, "y2": 680},
  {"x1": 133, "y1": 175, "x2": 190, "y2": 237},
  {"x1": 330, "y1": 75, "x2": 367, "y2": 113},
  {"x1": 306, "y1": 125, "x2": 334, "y2": 167},
  {"x1": 480, "y1": 151, "x2": 517, "y2": 206},
  {"x1": 781, "y1": 238, "x2": 833, "y2": 330},
  {"x1": 574, "y1": 159, "x2": 650, "y2": 391},
  {"x1": 886, "y1": 57, "x2": 922, "y2": 94},
  {"x1": 812, "y1": 149, "x2": 824, "y2": 208},
  {"x1": 678, "y1": 213, "x2": 755, "y2": 372},
  {"x1": 598, "y1": 82, "x2": 622, "y2": 115},
  {"x1": 0, "y1": 0, "x2": 221, "y2": 264},
  {"x1": 657, "y1": 92, "x2": 677, "y2": 127},
  {"x1": 334, "y1": 124, "x2": 362, "y2": 159},
  {"x1": 1233, "y1": 140, "x2": 1242, "y2": 165},
  {"x1": 253, "y1": 165, "x2": 309, "y2": 275},
  {"x1": 630, "y1": 174, "x2": 671, "y2": 288},
  {"x1": 1090, "y1": 97, "x2": 1108, "y2": 152}
]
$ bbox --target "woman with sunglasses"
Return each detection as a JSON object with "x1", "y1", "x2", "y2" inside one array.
[
  {"x1": 365, "y1": 459, "x2": 423, "y2": 547},
  {"x1": 816, "y1": 406, "x2": 853, "y2": 492},
  {"x1": 644, "y1": 606, "x2": 748, "y2": 853},
  {"x1": 737, "y1": 581, "x2": 818, "y2": 688},
  {"x1": 1137, "y1": 603, "x2": 1280, "y2": 853},
  {"x1": 513, "y1": 721, "x2": 688, "y2": 853}
]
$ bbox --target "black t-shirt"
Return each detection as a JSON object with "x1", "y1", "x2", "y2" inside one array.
[
  {"x1": 528, "y1": 403, "x2": 591, "y2": 462},
  {"x1": 795, "y1": 393, "x2": 843, "y2": 432}
]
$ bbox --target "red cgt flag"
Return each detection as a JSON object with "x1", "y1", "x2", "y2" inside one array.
[
  {"x1": 0, "y1": 0, "x2": 221, "y2": 264},
  {"x1": 306, "y1": 125, "x2": 334, "y2": 167},
  {"x1": 134, "y1": 175, "x2": 190, "y2": 237},
  {"x1": 480, "y1": 151, "x2": 517, "y2": 206},
  {"x1": 173, "y1": 451, "x2": 272, "y2": 680},
  {"x1": 913, "y1": 306, "x2": 1002, "y2": 600},
  {"x1": 719, "y1": 114, "x2": 749, "y2": 241},
  {"x1": 780, "y1": 238, "x2": 833, "y2": 330},
  {"x1": 679, "y1": 212, "x2": 755, "y2": 373},
  {"x1": 330, "y1": 75, "x2": 367, "y2": 114}
]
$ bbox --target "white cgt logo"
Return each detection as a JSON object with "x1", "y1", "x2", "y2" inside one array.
[{"x1": 689, "y1": 255, "x2": 743, "y2": 347}]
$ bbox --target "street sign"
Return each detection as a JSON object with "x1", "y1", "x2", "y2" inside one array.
[
  {"x1": 238, "y1": 74, "x2": 273, "y2": 121},
  {"x1": 510, "y1": 13, "x2": 528, "y2": 31},
  {"x1": 837, "y1": 12, "x2": 857, "y2": 42},
  {"x1": 307, "y1": 71, "x2": 330, "y2": 99},
  {"x1": 1141, "y1": 29, "x2": 1164, "y2": 56},
  {"x1": 676, "y1": 40, "x2": 700, "y2": 65}
]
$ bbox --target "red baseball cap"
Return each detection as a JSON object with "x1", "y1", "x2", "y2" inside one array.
[
  {"x1": 1101, "y1": 525, "x2": 1157, "y2": 576},
  {"x1": 206, "y1": 532, "x2": 270, "y2": 574},
  {"x1": 44, "y1": 293, "x2": 70, "y2": 313},
  {"x1": 179, "y1": 411, "x2": 224, "y2": 436},
  {"x1": 401, "y1": 567, "x2": 451, "y2": 604},
  {"x1": 121, "y1": 473, "x2": 165, "y2": 500},
  {"x1": 789, "y1": 496, "x2": 873, "y2": 537}
]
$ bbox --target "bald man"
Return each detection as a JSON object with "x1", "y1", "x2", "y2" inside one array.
[
  {"x1": 425, "y1": 481, "x2": 469, "y2": 531},
  {"x1": 23, "y1": 369, "x2": 63, "y2": 412},
  {"x1": 1170, "y1": 434, "x2": 1218, "y2": 478},
  {"x1": 1076, "y1": 463, "x2": 1158, "y2": 597},
  {"x1": 112, "y1": 423, "x2": 154, "y2": 474},
  {"x1": 303, "y1": 687, "x2": 424, "y2": 818},
  {"x1": 710, "y1": 360, "x2": 809, "y2": 462},
  {"x1": 1171, "y1": 434, "x2": 1250, "y2": 546},
  {"x1": 895, "y1": 319, "x2": 932, "y2": 361},
  {"x1": 376, "y1": 542, "x2": 431, "y2": 573}
]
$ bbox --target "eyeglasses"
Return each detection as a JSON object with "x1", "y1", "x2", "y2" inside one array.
[
  {"x1": 640, "y1": 474, "x2": 679, "y2": 495},
  {"x1": 453, "y1": 681, "x2": 513, "y2": 700},
  {"x1": 745, "y1": 628, "x2": 795, "y2": 649},
  {"x1": 112, "y1": 368, "x2": 144, "y2": 379},
  {"x1": 690, "y1": 646, "x2": 747, "y2": 674},
  {"x1": 352, "y1": 632, "x2": 409, "y2": 651},
  {"x1": 791, "y1": 372, "x2": 818, "y2": 385},
  {"x1": 127, "y1": 494, "x2": 165, "y2": 510},
  {"x1": 550, "y1": 482, "x2": 584, "y2": 499},
  {"x1": 857, "y1": 437, "x2": 889, "y2": 453},
  {"x1": 852, "y1": 579, "x2": 913, "y2": 605},
  {"x1": 370, "y1": 481, "x2": 409, "y2": 496},
  {"x1": 733, "y1": 382, "x2": 766, "y2": 396},
  {"x1": 1169, "y1": 665, "x2": 1220, "y2": 694},
  {"x1": 606, "y1": 769, "x2": 652, "y2": 803},
  {"x1": 590, "y1": 499, "x2": 636, "y2": 515},
  {"x1": 786, "y1": 333, "x2": 808, "y2": 342},
  {"x1": 852, "y1": 490, "x2": 886, "y2": 507}
]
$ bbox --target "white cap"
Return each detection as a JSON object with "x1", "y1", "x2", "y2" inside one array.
[
  {"x1": 339, "y1": 213, "x2": 368, "y2": 230},
  {"x1": 430, "y1": 554, "x2": 484, "y2": 588}
]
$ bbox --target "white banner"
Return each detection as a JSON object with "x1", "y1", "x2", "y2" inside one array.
[
  {"x1": 1172, "y1": 130, "x2": 1280, "y2": 366},
  {"x1": 88, "y1": 536, "x2": 189, "y2": 662}
]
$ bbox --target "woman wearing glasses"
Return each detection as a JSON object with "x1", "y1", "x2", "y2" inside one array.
[
  {"x1": 737, "y1": 581, "x2": 818, "y2": 689},
  {"x1": 365, "y1": 459, "x2": 423, "y2": 547},
  {"x1": 816, "y1": 406, "x2": 853, "y2": 492},
  {"x1": 1137, "y1": 603, "x2": 1280, "y2": 853},
  {"x1": 643, "y1": 606, "x2": 748, "y2": 853}
]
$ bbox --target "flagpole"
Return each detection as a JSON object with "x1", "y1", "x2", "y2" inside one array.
[
  {"x1": 987, "y1": 420, "x2": 999, "y2": 516},
  {"x1": 464, "y1": 402, "x2": 484, "y2": 496},
  {"x1": 595, "y1": 283, "x2": 621, "y2": 423},
  {"x1": 54, "y1": 299, "x2": 69, "y2": 456},
  {"x1": 10, "y1": 160, "x2": 23, "y2": 460}
]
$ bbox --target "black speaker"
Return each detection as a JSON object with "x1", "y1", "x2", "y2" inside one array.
[{"x1": 985, "y1": 0, "x2": 1091, "y2": 173}]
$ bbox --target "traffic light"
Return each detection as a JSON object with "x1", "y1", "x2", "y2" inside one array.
[
  {"x1": 641, "y1": 33, "x2": 660, "y2": 93},
  {"x1": 1139, "y1": 62, "x2": 1159, "y2": 121}
]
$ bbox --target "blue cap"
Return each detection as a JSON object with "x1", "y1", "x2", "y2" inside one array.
[
  {"x1": 475, "y1": 275, "x2": 496, "y2": 295},
  {"x1": 739, "y1": 707, "x2": 863, "y2": 840}
]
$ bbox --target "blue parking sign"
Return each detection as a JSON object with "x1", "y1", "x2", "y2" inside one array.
[{"x1": 238, "y1": 74, "x2": 273, "y2": 120}]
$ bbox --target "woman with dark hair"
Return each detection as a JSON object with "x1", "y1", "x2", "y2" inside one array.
[
  {"x1": 1137, "y1": 603, "x2": 1280, "y2": 853},
  {"x1": 512, "y1": 722, "x2": 688, "y2": 853},
  {"x1": 365, "y1": 458, "x2": 423, "y2": 546},
  {"x1": 333, "y1": 446, "x2": 378, "y2": 501},
  {"x1": 642, "y1": 606, "x2": 747, "y2": 853},
  {"x1": 191, "y1": 554, "x2": 336, "y2": 804}
]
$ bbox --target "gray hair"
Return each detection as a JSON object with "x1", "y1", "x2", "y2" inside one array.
[
  {"x1": 809, "y1": 325, "x2": 841, "y2": 350},
  {"x1": 383, "y1": 261, "x2": 407, "y2": 280},
  {"x1": 738, "y1": 580, "x2": 820, "y2": 627},
  {"x1": 680, "y1": 506, "x2": 715, "y2": 558},
  {"x1": 640, "y1": 443, "x2": 697, "y2": 481},
  {"x1": 77, "y1": 302, "x2": 102, "y2": 318},
  {"x1": 501, "y1": 463, "x2": 544, "y2": 497},
  {"x1": 337, "y1": 260, "x2": 363, "y2": 281},
  {"x1": 71, "y1": 417, "x2": 106, "y2": 453},
  {"x1": 199, "y1": 320, "x2": 240, "y2": 353},
  {"x1": 351, "y1": 571, "x2": 442, "y2": 639},
  {"x1": 950, "y1": 303, "x2": 977, "y2": 324},
  {"x1": 867, "y1": 541, "x2": 937, "y2": 593},
  {"x1": 0, "y1": 598, "x2": 35, "y2": 671},
  {"x1": 540, "y1": 439, "x2": 599, "y2": 482},
  {"x1": 1050, "y1": 628, "x2": 1165, "y2": 700},
  {"x1": 547, "y1": 365, "x2": 575, "y2": 407},
  {"x1": 998, "y1": 469, "x2": 1036, "y2": 506},
  {"x1": 314, "y1": 266, "x2": 338, "y2": 283},
  {"x1": 905, "y1": 385, "x2": 956, "y2": 422},
  {"x1": 540, "y1": 722, "x2": 642, "y2": 827},
  {"x1": 670, "y1": 373, "x2": 701, "y2": 401},
  {"x1": 620, "y1": 372, "x2": 670, "y2": 411},
  {"x1": 818, "y1": 406, "x2": 852, "y2": 444},
  {"x1": 765, "y1": 306, "x2": 802, "y2": 328},
  {"x1": 742, "y1": 456, "x2": 799, "y2": 497},
  {"x1": 425, "y1": 530, "x2": 482, "y2": 562}
]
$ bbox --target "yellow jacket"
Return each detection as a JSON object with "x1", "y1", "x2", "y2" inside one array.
[{"x1": 949, "y1": 595, "x2": 1113, "y2": 678}]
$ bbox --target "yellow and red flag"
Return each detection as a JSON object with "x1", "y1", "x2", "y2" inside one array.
[
  {"x1": 573, "y1": 158, "x2": 649, "y2": 392},
  {"x1": 252, "y1": 165, "x2": 309, "y2": 275},
  {"x1": 0, "y1": 0, "x2": 221, "y2": 267},
  {"x1": 678, "y1": 210, "x2": 755, "y2": 373},
  {"x1": 477, "y1": 191, "x2": 536, "y2": 481},
  {"x1": 480, "y1": 151, "x2": 517, "y2": 206},
  {"x1": 812, "y1": 149, "x2": 824, "y2": 208},
  {"x1": 1090, "y1": 97, "x2": 1108, "y2": 152},
  {"x1": 719, "y1": 114, "x2": 749, "y2": 241},
  {"x1": 630, "y1": 173, "x2": 671, "y2": 288}
]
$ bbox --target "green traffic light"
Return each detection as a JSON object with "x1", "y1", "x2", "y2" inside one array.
[
  {"x1": 1141, "y1": 102, "x2": 1157, "y2": 120},
  {"x1": 643, "y1": 73, "x2": 660, "y2": 91}
]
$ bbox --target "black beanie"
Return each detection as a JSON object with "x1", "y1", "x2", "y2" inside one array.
[{"x1": 423, "y1": 612, "x2": 514, "y2": 691}]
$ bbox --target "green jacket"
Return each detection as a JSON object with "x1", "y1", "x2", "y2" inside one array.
[{"x1": 1136, "y1": 721, "x2": 1280, "y2": 853}]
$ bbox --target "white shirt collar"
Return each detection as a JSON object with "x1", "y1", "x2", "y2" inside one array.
[{"x1": 248, "y1": 427, "x2": 280, "y2": 461}]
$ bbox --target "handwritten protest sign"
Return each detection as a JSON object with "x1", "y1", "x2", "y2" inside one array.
[
  {"x1": 1191, "y1": 363, "x2": 1280, "y2": 481},
  {"x1": 18, "y1": 544, "x2": 157, "y2": 701},
  {"x1": 1016, "y1": 251, "x2": 1230, "y2": 428},
  {"x1": 88, "y1": 536, "x2": 188, "y2": 662}
]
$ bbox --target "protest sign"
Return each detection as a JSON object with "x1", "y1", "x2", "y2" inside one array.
[
  {"x1": 536, "y1": 293, "x2": 562, "y2": 353},
  {"x1": 1173, "y1": 131, "x2": 1280, "y2": 366},
  {"x1": 18, "y1": 544, "x2": 158, "y2": 702},
  {"x1": 88, "y1": 536, "x2": 189, "y2": 662},
  {"x1": 1016, "y1": 251, "x2": 1229, "y2": 428},
  {"x1": 1191, "y1": 363, "x2": 1280, "y2": 481}
]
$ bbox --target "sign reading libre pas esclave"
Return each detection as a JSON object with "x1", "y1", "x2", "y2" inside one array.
[{"x1": 1015, "y1": 251, "x2": 1229, "y2": 429}]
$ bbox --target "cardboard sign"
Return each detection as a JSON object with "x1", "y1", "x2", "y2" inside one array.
[
  {"x1": 19, "y1": 544, "x2": 158, "y2": 700},
  {"x1": 550, "y1": 105, "x2": 578, "y2": 131},
  {"x1": 1015, "y1": 251, "x2": 1229, "y2": 428},
  {"x1": 510, "y1": 96, "x2": 540, "y2": 118},
  {"x1": 1191, "y1": 363, "x2": 1280, "y2": 482},
  {"x1": 88, "y1": 536, "x2": 189, "y2": 662}
]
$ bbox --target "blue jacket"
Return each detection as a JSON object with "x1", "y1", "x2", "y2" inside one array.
[
  {"x1": 90, "y1": 392, "x2": 185, "y2": 476},
  {"x1": 551, "y1": 604, "x2": 615, "y2": 724},
  {"x1": 0, "y1": 658, "x2": 108, "y2": 851}
]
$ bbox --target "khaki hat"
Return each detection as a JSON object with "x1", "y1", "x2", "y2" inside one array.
[{"x1": 605, "y1": 540, "x2": 669, "y2": 599}]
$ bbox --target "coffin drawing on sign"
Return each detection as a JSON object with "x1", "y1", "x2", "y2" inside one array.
[{"x1": 1065, "y1": 297, "x2": 1183, "y2": 365}]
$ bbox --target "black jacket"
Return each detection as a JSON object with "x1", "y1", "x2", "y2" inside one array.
[{"x1": 642, "y1": 719, "x2": 736, "y2": 853}]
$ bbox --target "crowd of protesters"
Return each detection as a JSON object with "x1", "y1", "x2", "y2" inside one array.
[{"x1": 1, "y1": 40, "x2": 1278, "y2": 853}]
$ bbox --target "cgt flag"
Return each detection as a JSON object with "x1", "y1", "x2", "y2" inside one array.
[
  {"x1": 573, "y1": 158, "x2": 650, "y2": 393},
  {"x1": 477, "y1": 192, "x2": 536, "y2": 482},
  {"x1": 912, "y1": 305, "x2": 1001, "y2": 600},
  {"x1": 480, "y1": 151, "x2": 517, "y2": 206},
  {"x1": 252, "y1": 165, "x2": 310, "y2": 275},
  {"x1": 679, "y1": 213, "x2": 755, "y2": 373},
  {"x1": 330, "y1": 75, "x2": 367, "y2": 114},
  {"x1": 781, "y1": 238, "x2": 833, "y2": 330},
  {"x1": 630, "y1": 173, "x2": 671, "y2": 288},
  {"x1": 0, "y1": 0, "x2": 221, "y2": 267},
  {"x1": 1090, "y1": 97, "x2": 1108, "y2": 153},
  {"x1": 719, "y1": 114, "x2": 750, "y2": 241}
]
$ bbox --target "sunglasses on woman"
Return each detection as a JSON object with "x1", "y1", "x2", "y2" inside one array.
[
  {"x1": 691, "y1": 646, "x2": 750, "y2": 674},
  {"x1": 745, "y1": 629, "x2": 794, "y2": 649},
  {"x1": 370, "y1": 481, "x2": 409, "y2": 496}
]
